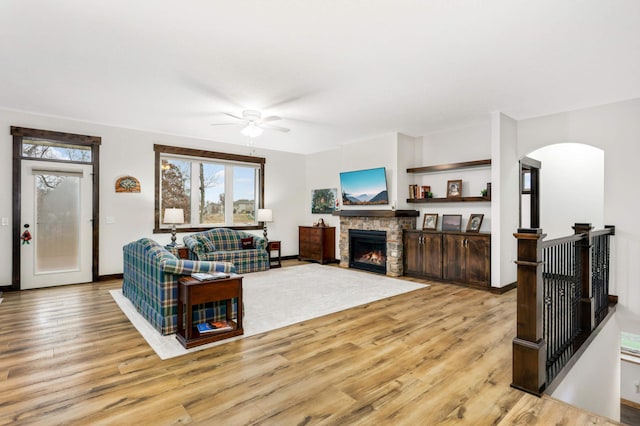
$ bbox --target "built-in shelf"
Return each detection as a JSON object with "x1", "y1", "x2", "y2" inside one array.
[
  {"x1": 407, "y1": 196, "x2": 491, "y2": 204},
  {"x1": 332, "y1": 210, "x2": 419, "y2": 217},
  {"x1": 407, "y1": 159, "x2": 491, "y2": 174},
  {"x1": 407, "y1": 159, "x2": 492, "y2": 202}
]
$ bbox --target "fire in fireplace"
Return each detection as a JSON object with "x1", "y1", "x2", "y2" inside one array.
[{"x1": 349, "y1": 229, "x2": 387, "y2": 274}]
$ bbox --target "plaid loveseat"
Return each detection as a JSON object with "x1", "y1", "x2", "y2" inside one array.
[
  {"x1": 183, "y1": 228, "x2": 269, "y2": 273},
  {"x1": 122, "y1": 238, "x2": 236, "y2": 335}
]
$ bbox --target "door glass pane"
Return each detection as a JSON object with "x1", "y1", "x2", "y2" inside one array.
[
  {"x1": 35, "y1": 173, "x2": 81, "y2": 273},
  {"x1": 200, "y1": 162, "x2": 225, "y2": 225},
  {"x1": 233, "y1": 166, "x2": 257, "y2": 225}
]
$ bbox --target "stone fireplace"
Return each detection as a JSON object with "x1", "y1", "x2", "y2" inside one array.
[{"x1": 335, "y1": 210, "x2": 418, "y2": 277}]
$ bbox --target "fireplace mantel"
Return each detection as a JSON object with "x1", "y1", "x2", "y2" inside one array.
[{"x1": 333, "y1": 210, "x2": 419, "y2": 218}]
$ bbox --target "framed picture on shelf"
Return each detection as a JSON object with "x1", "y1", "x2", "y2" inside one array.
[
  {"x1": 466, "y1": 214, "x2": 484, "y2": 232},
  {"x1": 447, "y1": 179, "x2": 462, "y2": 198},
  {"x1": 442, "y1": 214, "x2": 462, "y2": 231},
  {"x1": 422, "y1": 213, "x2": 438, "y2": 230}
]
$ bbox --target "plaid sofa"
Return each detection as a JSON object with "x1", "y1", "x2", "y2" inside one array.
[
  {"x1": 122, "y1": 237, "x2": 236, "y2": 335},
  {"x1": 183, "y1": 228, "x2": 269, "y2": 273}
]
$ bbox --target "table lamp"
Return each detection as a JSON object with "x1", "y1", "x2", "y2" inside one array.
[
  {"x1": 163, "y1": 208, "x2": 184, "y2": 246},
  {"x1": 257, "y1": 208, "x2": 273, "y2": 243}
]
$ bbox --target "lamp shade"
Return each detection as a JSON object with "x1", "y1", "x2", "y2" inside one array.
[
  {"x1": 257, "y1": 208, "x2": 273, "y2": 222},
  {"x1": 163, "y1": 208, "x2": 184, "y2": 224}
]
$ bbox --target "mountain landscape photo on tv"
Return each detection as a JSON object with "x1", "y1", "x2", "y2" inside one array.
[{"x1": 340, "y1": 167, "x2": 389, "y2": 205}]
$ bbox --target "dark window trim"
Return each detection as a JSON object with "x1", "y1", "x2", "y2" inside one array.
[
  {"x1": 153, "y1": 144, "x2": 265, "y2": 233},
  {"x1": 9, "y1": 126, "x2": 101, "y2": 291}
]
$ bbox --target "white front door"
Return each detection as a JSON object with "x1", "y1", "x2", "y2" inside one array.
[{"x1": 20, "y1": 160, "x2": 93, "y2": 289}]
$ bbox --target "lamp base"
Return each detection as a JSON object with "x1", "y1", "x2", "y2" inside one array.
[
  {"x1": 169, "y1": 225, "x2": 178, "y2": 247},
  {"x1": 263, "y1": 225, "x2": 268, "y2": 244}
]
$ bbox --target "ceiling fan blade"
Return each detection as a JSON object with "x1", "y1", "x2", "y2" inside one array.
[
  {"x1": 210, "y1": 122, "x2": 239, "y2": 127},
  {"x1": 223, "y1": 112, "x2": 244, "y2": 121},
  {"x1": 262, "y1": 115, "x2": 282, "y2": 122},
  {"x1": 262, "y1": 123, "x2": 290, "y2": 133}
]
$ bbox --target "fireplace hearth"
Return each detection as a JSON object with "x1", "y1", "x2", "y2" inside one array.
[{"x1": 349, "y1": 229, "x2": 387, "y2": 274}]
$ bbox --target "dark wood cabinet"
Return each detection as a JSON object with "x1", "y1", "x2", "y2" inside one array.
[
  {"x1": 442, "y1": 234, "x2": 467, "y2": 282},
  {"x1": 466, "y1": 235, "x2": 491, "y2": 286},
  {"x1": 443, "y1": 233, "x2": 491, "y2": 287},
  {"x1": 404, "y1": 230, "x2": 490, "y2": 288},
  {"x1": 298, "y1": 226, "x2": 335, "y2": 264},
  {"x1": 404, "y1": 231, "x2": 442, "y2": 279}
]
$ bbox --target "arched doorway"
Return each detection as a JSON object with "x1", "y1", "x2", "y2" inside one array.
[{"x1": 522, "y1": 143, "x2": 604, "y2": 239}]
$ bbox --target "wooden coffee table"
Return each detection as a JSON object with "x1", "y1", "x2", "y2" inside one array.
[{"x1": 176, "y1": 274, "x2": 244, "y2": 348}]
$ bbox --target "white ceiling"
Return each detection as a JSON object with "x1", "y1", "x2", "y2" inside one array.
[{"x1": 1, "y1": 1, "x2": 639, "y2": 154}]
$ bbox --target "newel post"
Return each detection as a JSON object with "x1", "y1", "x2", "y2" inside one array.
[
  {"x1": 574, "y1": 222, "x2": 594, "y2": 333},
  {"x1": 512, "y1": 228, "x2": 547, "y2": 395}
]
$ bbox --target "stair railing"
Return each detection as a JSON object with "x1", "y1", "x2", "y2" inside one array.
[{"x1": 511, "y1": 223, "x2": 615, "y2": 395}]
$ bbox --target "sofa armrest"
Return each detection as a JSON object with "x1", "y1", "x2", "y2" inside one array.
[
  {"x1": 183, "y1": 235, "x2": 205, "y2": 258},
  {"x1": 160, "y1": 258, "x2": 236, "y2": 275},
  {"x1": 253, "y1": 235, "x2": 267, "y2": 251}
]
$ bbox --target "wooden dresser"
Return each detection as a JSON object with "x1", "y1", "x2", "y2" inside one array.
[{"x1": 298, "y1": 226, "x2": 336, "y2": 264}]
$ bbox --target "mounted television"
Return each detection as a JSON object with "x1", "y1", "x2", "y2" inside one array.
[{"x1": 340, "y1": 167, "x2": 389, "y2": 205}]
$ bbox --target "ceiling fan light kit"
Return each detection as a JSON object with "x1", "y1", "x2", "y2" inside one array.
[{"x1": 241, "y1": 122, "x2": 264, "y2": 138}]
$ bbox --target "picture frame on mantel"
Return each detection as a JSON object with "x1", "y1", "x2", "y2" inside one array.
[
  {"x1": 442, "y1": 214, "x2": 462, "y2": 231},
  {"x1": 422, "y1": 213, "x2": 438, "y2": 230}
]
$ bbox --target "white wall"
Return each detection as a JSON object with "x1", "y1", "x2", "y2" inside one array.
[
  {"x1": 491, "y1": 112, "x2": 519, "y2": 288},
  {"x1": 527, "y1": 143, "x2": 604, "y2": 240},
  {"x1": 397, "y1": 133, "x2": 419, "y2": 211},
  {"x1": 518, "y1": 98, "x2": 640, "y2": 318},
  {"x1": 551, "y1": 313, "x2": 621, "y2": 422},
  {"x1": 621, "y1": 358, "x2": 640, "y2": 405},
  {"x1": 0, "y1": 108, "x2": 306, "y2": 281}
]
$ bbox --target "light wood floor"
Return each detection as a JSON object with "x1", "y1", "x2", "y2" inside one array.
[{"x1": 0, "y1": 262, "x2": 621, "y2": 425}]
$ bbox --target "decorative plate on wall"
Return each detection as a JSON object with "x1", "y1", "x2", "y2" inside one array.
[{"x1": 115, "y1": 176, "x2": 141, "y2": 193}]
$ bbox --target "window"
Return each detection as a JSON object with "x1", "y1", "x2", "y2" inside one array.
[
  {"x1": 22, "y1": 139, "x2": 92, "y2": 163},
  {"x1": 622, "y1": 332, "x2": 640, "y2": 357},
  {"x1": 154, "y1": 145, "x2": 265, "y2": 232}
]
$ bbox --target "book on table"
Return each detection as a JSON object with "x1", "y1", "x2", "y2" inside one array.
[
  {"x1": 190, "y1": 272, "x2": 230, "y2": 281},
  {"x1": 196, "y1": 320, "x2": 234, "y2": 334}
]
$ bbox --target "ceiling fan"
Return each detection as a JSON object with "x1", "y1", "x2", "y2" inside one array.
[{"x1": 211, "y1": 109, "x2": 290, "y2": 137}]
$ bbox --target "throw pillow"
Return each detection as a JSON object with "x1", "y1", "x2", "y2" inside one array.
[
  {"x1": 241, "y1": 236, "x2": 254, "y2": 249},
  {"x1": 196, "y1": 235, "x2": 216, "y2": 252}
]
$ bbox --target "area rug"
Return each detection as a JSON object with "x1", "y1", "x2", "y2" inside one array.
[{"x1": 110, "y1": 263, "x2": 426, "y2": 360}]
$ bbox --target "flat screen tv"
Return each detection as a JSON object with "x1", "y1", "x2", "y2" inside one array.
[{"x1": 340, "y1": 167, "x2": 389, "y2": 205}]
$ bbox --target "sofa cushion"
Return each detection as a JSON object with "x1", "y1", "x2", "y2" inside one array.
[{"x1": 241, "y1": 236, "x2": 254, "y2": 249}]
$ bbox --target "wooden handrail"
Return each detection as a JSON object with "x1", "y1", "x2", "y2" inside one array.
[{"x1": 541, "y1": 233, "x2": 584, "y2": 248}]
